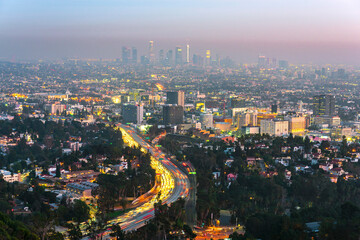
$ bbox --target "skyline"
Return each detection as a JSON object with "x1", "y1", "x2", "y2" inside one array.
[{"x1": 1, "y1": 0, "x2": 360, "y2": 64}]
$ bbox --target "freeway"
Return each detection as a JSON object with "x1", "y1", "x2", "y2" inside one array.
[{"x1": 110, "y1": 124, "x2": 190, "y2": 232}]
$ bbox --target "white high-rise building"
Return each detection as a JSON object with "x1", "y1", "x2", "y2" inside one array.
[
  {"x1": 186, "y1": 44, "x2": 190, "y2": 63},
  {"x1": 137, "y1": 104, "x2": 144, "y2": 125}
]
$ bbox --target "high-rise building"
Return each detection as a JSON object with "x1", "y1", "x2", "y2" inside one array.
[
  {"x1": 122, "y1": 47, "x2": 131, "y2": 64},
  {"x1": 166, "y1": 50, "x2": 173, "y2": 66},
  {"x1": 122, "y1": 103, "x2": 143, "y2": 124},
  {"x1": 193, "y1": 54, "x2": 203, "y2": 66},
  {"x1": 260, "y1": 119, "x2": 288, "y2": 136},
  {"x1": 186, "y1": 44, "x2": 190, "y2": 63},
  {"x1": 205, "y1": 50, "x2": 211, "y2": 65},
  {"x1": 271, "y1": 104, "x2": 278, "y2": 113},
  {"x1": 163, "y1": 105, "x2": 184, "y2": 125},
  {"x1": 313, "y1": 94, "x2": 335, "y2": 116},
  {"x1": 258, "y1": 55, "x2": 266, "y2": 67},
  {"x1": 236, "y1": 112, "x2": 257, "y2": 128},
  {"x1": 278, "y1": 60, "x2": 288, "y2": 69},
  {"x1": 149, "y1": 40, "x2": 155, "y2": 63},
  {"x1": 166, "y1": 91, "x2": 185, "y2": 107},
  {"x1": 175, "y1": 47, "x2": 183, "y2": 65},
  {"x1": 132, "y1": 47, "x2": 137, "y2": 63},
  {"x1": 159, "y1": 49, "x2": 164, "y2": 63},
  {"x1": 285, "y1": 116, "x2": 306, "y2": 136},
  {"x1": 141, "y1": 56, "x2": 149, "y2": 65}
]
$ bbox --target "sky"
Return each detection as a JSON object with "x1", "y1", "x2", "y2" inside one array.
[{"x1": 0, "y1": 0, "x2": 360, "y2": 64}]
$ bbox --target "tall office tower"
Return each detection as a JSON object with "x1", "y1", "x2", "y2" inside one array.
[
  {"x1": 278, "y1": 60, "x2": 288, "y2": 69},
  {"x1": 159, "y1": 49, "x2": 164, "y2": 63},
  {"x1": 271, "y1": 104, "x2": 278, "y2": 113},
  {"x1": 166, "y1": 91, "x2": 185, "y2": 107},
  {"x1": 132, "y1": 47, "x2": 138, "y2": 63},
  {"x1": 193, "y1": 54, "x2": 204, "y2": 66},
  {"x1": 267, "y1": 57, "x2": 277, "y2": 68},
  {"x1": 200, "y1": 113, "x2": 214, "y2": 129},
  {"x1": 122, "y1": 103, "x2": 144, "y2": 124},
  {"x1": 149, "y1": 40, "x2": 155, "y2": 63},
  {"x1": 141, "y1": 56, "x2": 149, "y2": 65},
  {"x1": 122, "y1": 47, "x2": 131, "y2": 64},
  {"x1": 166, "y1": 50, "x2": 173, "y2": 66},
  {"x1": 205, "y1": 50, "x2": 211, "y2": 65},
  {"x1": 313, "y1": 94, "x2": 336, "y2": 117},
  {"x1": 258, "y1": 55, "x2": 266, "y2": 68},
  {"x1": 186, "y1": 44, "x2": 190, "y2": 63},
  {"x1": 163, "y1": 105, "x2": 184, "y2": 125},
  {"x1": 178, "y1": 90, "x2": 185, "y2": 107},
  {"x1": 175, "y1": 47, "x2": 183, "y2": 65}
]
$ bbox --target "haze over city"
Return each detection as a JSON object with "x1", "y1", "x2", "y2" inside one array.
[
  {"x1": 1, "y1": 1, "x2": 360, "y2": 240},
  {"x1": 1, "y1": 0, "x2": 360, "y2": 63}
]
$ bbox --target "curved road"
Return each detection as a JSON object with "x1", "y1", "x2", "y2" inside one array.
[{"x1": 109, "y1": 124, "x2": 190, "y2": 232}]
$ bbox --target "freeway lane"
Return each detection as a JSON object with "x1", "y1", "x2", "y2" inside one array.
[{"x1": 113, "y1": 124, "x2": 190, "y2": 232}]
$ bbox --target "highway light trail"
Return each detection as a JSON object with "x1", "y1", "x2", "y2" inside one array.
[{"x1": 109, "y1": 124, "x2": 190, "y2": 232}]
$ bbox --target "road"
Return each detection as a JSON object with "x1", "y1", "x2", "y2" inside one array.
[
  {"x1": 109, "y1": 124, "x2": 190, "y2": 232},
  {"x1": 79, "y1": 124, "x2": 190, "y2": 239}
]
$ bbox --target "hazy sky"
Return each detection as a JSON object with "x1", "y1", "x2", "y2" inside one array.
[{"x1": 1, "y1": 0, "x2": 360, "y2": 64}]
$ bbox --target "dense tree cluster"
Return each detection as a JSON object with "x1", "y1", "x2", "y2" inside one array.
[{"x1": 160, "y1": 134, "x2": 360, "y2": 239}]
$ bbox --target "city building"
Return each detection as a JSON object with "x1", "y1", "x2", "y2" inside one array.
[
  {"x1": 175, "y1": 47, "x2": 183, "y2": 65},
  {"x1": 313, "y1": 94, "x2": 335, "y2": 116},
  {"x1": 149, "y1": 40, "x2": 155, "y2": 63},
  {"x1": 44, "y1": 104, "x2": 66, "y2": 115},
  {"x1": 260, "y1": 119, "x2": 289, "y2": 136},
  {"x1": 163, "y1": 105, "x2": 183, "y2": 125},
  {"x1": 205, "y1": 50, "x2": 211, "y2": 65},
  {"x1": 278, "y1": 60, "x2": 289, "y2": 69},
  {"x1": 271, "y1": 104, "x2": 278, "y2": 113},
  {"x1": 285, "y1": 116, "x2": 306, "y2": 136},
  {"x1": 166, "y1": 50, "x2": 173, "y2": 65},
  {"x1": 166, "y1": 91, "x2": 185, "y2": 107},
  {"x1": 186, "y1": 44, "x2": 190, "y2": 63},
  {"x1": 200, "y1": 113, "x2": 214, "y2": 129},
  {"x1": 241, "y1": 126, "x2": 260, "y2": 135},
  {"x1": 122, "y1": 103, "x2": 144, "y2": 124},
  {"x1": 313, "y1": 116, "x2": 341, "y2": 127},
  {"x1": 122, "y1": 46, "x2": 131, "y2": 64},
  {"x1": 132, "y1": 47, "x2": 137, "y2": 63},
  {"x1": 66, "y1": 182, "x2": 99, "y2": 198},
  {"x1": 236, "y1": 112, "x2": 257, "y2": 128},
  {"x1": 0, "y1": 170, "x2": 20, "y2": 182}
]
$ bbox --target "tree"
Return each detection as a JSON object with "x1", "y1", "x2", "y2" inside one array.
[
  {"x1": 55, "y1": 164, "x2": 61, "y2": 178},
  {"x1": 183, "y1": 224, "x2": 196, "y2": 239},
  {"x1": 0, "y1": 211, "x2": 38, "y2": 240},
  {"x1": 67, "y1": 223, "x2": 82, "y2": 240},
  {"x1": 340, "y1": 136, "x2": 348, "y2": 157},
  {"x1": 110, "y1": 224, "x2": 125, "y2": 240},
  {"x1": 304, "y1": 136, "x2": 311, "y2": 153},
  {"x1": 31, "y1": 212, "x2": 55, "y2": 240},
  {"x1": 71, "y1": 200, "x2": 90, "y2": 223}
]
